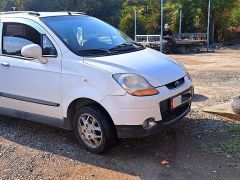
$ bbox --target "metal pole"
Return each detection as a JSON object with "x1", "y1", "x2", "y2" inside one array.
[
  {"x1": 134, "y1": 9, "x2": 137, "y2": 42},
  {"x1": 160, "y1": 0, "x2": 164, "y2": 52},
  {"x1": 207, "y1": 0, "x2": 211, "y2": 51},
  {"x1": 179, "y1": 10, "x2": 182, "y2": 34}
]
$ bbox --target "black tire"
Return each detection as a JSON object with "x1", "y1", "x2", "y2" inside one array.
[
  {"x1": 73, "y1": 104, "x2": 117, "y2": 154},
  {"x1": 232, "y1": 96, "x2": 240, "y2": 114}
]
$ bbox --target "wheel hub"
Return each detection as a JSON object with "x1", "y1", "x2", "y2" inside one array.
[{"x1": 77, "y1": 113, "x2": 103, "y2": 148}]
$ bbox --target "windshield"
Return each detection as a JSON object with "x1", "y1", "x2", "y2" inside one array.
[{"x1": 41, "y1": 16, "x2": 144, "y2": 57}]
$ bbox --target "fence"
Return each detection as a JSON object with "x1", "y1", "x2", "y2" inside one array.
[{"x1": 136, "y1": 33, "x2": 207, "y2": 44}]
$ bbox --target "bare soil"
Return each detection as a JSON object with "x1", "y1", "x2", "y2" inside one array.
[{"x1": 0, "y1": 48, "x2": 240, "y2": 180}]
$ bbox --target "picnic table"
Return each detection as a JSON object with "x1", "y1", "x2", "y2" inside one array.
[{"x1": 174, "y1": 39, "x2": 206, "y2": 53}]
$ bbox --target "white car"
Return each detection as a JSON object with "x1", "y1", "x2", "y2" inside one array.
[{"x1": 0, "y1": 11, "x2": 193, "y2": 153}]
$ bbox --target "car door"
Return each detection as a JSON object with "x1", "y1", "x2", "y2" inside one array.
[
  {"x1": 0, "y1": 18, "x2": 63, "y2": 121},
  {"x1": 0, "y1": 19, "x2": 2, "y2": 107}
]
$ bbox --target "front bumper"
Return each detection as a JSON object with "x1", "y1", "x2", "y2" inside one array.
[{"x1": 116, "y1": 100, "x2": 191, "y2": 138}]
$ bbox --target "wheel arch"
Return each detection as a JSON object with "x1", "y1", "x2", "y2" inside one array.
[{"x1": 65, "y1": 98, "x2": 117, "y2": 135}]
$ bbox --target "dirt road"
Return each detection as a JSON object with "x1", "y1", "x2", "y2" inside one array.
[{"x1": 0, "y1": 48, "x2": 240, "y2": 180}]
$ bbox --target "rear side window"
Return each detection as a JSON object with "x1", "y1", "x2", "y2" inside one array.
[{"x1": 2, "y1": 23, "x2": 57, "y2": 57}]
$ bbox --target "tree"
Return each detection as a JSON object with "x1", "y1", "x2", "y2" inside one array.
[
  {"x1": 94, "y1": 0, "x2": 123, "y2": 27},
  {"x1": 230, "y1": 0, "x2": 240, "y2": 25},
  {"x1": 119, "y1": 0, "x2": 181, "y2": 37},
  {"x1": 0, "y1": 0, "x2": 26, "y2": 11},
  {"x1": 119, "y1": 5, "x2": 146, "y2": 39}
]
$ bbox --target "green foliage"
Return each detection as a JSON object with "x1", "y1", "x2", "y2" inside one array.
[
  {"x1": 119, "y1": 0, "x2": 181, "y2": 38},
  {"x1": 225, "y1": 126, "x2": 240, "y2": 133},
  {"x1": 231, "y1": 0, "x2": 240, "y2": 25},
  {"x1": 201, "y1": 138, "x2": 240, "y2": 158},
  {"x1": 0, "y1": 0, "x2": 26, "y2": 11},
  {"x1": 228, "y1": 163, "x2": 240, "y2": 169},
  {"x1": 201, "y1": 125, "x2": 240, "y2": 158},
  {"x1": 119, "y1": 5, "x2": 147, "y2": 38},
  {"x1": 232, "y1": 9, "x2": 240, "y2": 25}
]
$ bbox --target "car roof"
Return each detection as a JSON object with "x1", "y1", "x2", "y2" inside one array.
[{"x1": 0, "y1": 11, "x2": 86, "y2": 18}]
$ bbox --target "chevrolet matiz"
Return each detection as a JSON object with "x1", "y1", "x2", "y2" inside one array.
[{"x1": 0, "y1": 11, "x2": 193, "y2": 153}]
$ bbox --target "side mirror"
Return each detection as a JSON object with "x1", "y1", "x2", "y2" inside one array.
[{"x1": 21, "y1": 44, "x2": 48, "y2": 64}]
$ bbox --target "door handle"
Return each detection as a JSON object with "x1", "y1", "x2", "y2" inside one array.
[{"x1": 1, "y1": 62, "x2": 10, "y2": 68}]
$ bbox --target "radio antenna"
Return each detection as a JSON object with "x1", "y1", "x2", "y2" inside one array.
[{"x1": 57, "y1": 1, "x2": 72, "y2": 15}]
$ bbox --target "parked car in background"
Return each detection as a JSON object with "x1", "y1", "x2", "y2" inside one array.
[{"x1": 0, "y1": 11, "x2": 193, "y2": 153}]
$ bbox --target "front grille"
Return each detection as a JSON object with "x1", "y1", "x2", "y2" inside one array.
[
  {"x1": 166, "y1": 77, "x2": 185, "y2": 90},
  {"x1": 160, "y1": 99, "x2": 190, "y2": 123}
]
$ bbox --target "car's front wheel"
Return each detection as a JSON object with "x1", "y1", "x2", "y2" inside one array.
[{"x1": 73, "y1": 105, "x2": 117, "y2": 154}]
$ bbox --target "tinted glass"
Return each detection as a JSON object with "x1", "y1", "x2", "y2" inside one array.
[
  {"x1": 2, "y1": 23, "x2": 57, "y2": 56},
  {"x1": 41, "y1": 16, "x2": 135, "y2": 56},
  {"x1": 3, "y1": 23, "x2": 41, "y2": 56},
  {"x1": 42, "y1": 35, "x2": 57, "y2": 56}
]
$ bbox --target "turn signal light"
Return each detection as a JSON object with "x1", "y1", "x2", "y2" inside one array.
[{"x1": 132, "y1": 88, "x2": 159, "y2": 96}]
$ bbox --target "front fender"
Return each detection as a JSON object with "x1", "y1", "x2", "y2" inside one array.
[
  {"x1": 62, "y1": 86, "x2": 109, "y2": 118},
  {"x1": 61, "y1": 55, "x2": 126, "y2": 118}
]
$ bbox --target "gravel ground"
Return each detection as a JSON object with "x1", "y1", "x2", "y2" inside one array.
[{"x1": 0, "y1": 48, "x2": 240, "y2": 180}]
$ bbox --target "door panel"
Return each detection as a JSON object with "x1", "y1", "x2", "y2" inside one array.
[
  {"x1": 0, "y1": 20, "x2": 2, "y2": 106},
  {"x1": 0, "y1": 19, "x2": 63, "y2": 119},
  {"x1": 0, "y1": 57, "x2": 62, "y2": 118}
]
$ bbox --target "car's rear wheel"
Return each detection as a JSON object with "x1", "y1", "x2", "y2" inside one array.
[{"x1": 73, "y1": 105, "x2": 117, "y2": 154}]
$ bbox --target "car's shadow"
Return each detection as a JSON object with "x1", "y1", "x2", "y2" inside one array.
[
  {"x1": 192, "y1": 94, "x2": 208, "y2": 102},
  {"x1": 0, "y1": 115, "x2": 239, "y2": 179}
]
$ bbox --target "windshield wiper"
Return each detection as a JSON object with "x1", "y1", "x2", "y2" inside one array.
[
  {"x1": 109, "y1": 42, "x2": 144, "y2": 52},
  {"x1": 109, "y1": 43, "x2": 134, "y2": 51},
  {"x1": 131, "y1": 42, "x2": 145, "y2": 48},
  {"x1": 79, "y1": 49, "x2": 110, "y2": 53},
  {"x1": 79, "y1": 43, "x2": 145, "y2": 56},
  {"x1": 78, "y1": 49, "x2": 112, "y2": 56}
]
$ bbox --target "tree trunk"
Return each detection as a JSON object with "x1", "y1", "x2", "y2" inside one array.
[{"x1": 210, "y1": 16, "x2": 215, "y2": 43}]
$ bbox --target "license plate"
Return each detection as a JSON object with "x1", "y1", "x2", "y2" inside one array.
[{"x1": 170, "y1": 90, "x2": 192, "y2": 109}]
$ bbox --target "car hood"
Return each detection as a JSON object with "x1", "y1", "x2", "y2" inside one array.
[{"x1": 83, "y1": 48, "x2": 186, "y2": 87}]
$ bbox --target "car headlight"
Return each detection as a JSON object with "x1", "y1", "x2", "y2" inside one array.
[{"x1": 113, "y1": 73, "x2": 159, "y2": 96}]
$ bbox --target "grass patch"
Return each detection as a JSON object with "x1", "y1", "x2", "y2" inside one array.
[
  {"x1": 227, "y1": 163, "x2": 240, "y2": 169},
  {"x1": 225, "y1": 126, "x2": 240, "y2": 133},
  {"x1": 201, "y1": 138, "x2": 240, "y2": 158},
  {"x1": 201, "y1": 125, "x2": 240, "y2": 170}
]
